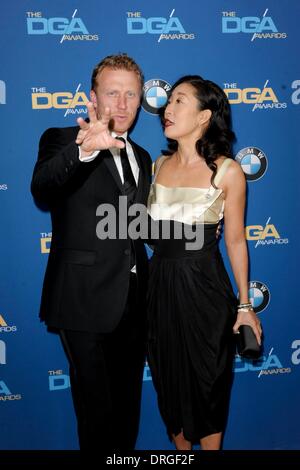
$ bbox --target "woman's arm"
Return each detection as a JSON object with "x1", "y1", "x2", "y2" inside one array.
[{"x1": 222, "y1": 161, "x2": 262, "y2": 344}]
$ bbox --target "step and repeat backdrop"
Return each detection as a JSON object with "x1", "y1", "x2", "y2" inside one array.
[{"x1": 0, "y1": 0, "x2": 299, "y2": 450}]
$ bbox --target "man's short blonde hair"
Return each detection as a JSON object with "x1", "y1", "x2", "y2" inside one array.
[{"x1": 91, "y1": 53, "x2": 144, "y2": 91}]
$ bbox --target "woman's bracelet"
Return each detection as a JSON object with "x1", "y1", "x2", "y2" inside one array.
[
  {"x1": 237, "y1": 302, "x2": 253, "y2": 312},
  {"x1": 237, "y1": 302, "x2": 252, "y2": 308},
  {"x1": 237, "y1": 307, "x2": 254, "y2": 313}
]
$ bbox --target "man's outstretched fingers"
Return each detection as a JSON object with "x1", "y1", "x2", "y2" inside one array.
[
  {"x1": 77, "y1": 117, "x2": 89, "y2": 130},
  {"x1": 86, "y1": 101, "x2": 98, "y2": 123},
  {"x1": 100, "y1": 107, "x2": 112, "y2": 126},
  {"x1": 112, "y1": 138, "x2": 125, "y2": 149}
]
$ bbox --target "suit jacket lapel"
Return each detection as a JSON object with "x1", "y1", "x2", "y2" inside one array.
[{"x1": 102, "y1": 149, "x2": 124, "y2": 194}]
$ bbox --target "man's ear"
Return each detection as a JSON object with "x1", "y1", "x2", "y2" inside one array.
[
  {"x1": 198, "y1": 109, "x2": 212, "y2": 126},
  {"x1": 90, "y1": 90, "x2": 97, "y2": 108}
]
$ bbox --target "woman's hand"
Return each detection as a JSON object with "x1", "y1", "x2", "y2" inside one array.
[{"x1": 233, "y1": 309, "x2": 262, "y2": 345}]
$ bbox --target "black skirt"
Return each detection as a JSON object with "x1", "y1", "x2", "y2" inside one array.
[{"x1": 147, "y1": 223, "x2": 237, "y2": 443}]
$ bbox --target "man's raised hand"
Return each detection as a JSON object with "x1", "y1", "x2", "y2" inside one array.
[{"x1": 76, "y1": 102, "x2": 125, "y2": 156}]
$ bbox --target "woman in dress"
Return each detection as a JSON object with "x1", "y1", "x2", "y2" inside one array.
[{"x1": 147, "y1": 75, "x2": 262, "y2": 450}]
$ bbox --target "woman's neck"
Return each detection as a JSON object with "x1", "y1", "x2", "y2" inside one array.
[{"x1": 175, "y1": 141, "x2": 203, "y2": 166}]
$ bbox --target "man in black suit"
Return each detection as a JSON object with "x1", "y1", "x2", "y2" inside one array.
[{"x1": 31, "y1": 54, "x2": 152, "y2": 452}]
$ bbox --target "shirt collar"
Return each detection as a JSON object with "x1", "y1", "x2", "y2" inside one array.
[{"x1": 111, "y1": 131, "x2": 128, "y2": 141}]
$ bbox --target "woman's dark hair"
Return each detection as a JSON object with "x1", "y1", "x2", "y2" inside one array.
[{"x1": 162, "y1": 75, "x2": 235, "y2": 187}]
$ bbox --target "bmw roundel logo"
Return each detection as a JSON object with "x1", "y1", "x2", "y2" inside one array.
[
  {"x1": 248, "y1": 281, "x2": 270, "y2": 314},
  {"x1": 235, "y1": 147, "x2": 268, "y2": 181},
  {"x1": 142, "y1": 79, "x2": 172, "y2": 115}
]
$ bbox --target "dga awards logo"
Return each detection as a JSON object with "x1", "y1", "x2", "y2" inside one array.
[
  {"x1": 234, "y1": 348, "x2": 291, "y2": 376},
  {"x1": 222, "y1": 8, "x2": 287, "y2": 40},
  {"x1": 0, "y1": 80, "x2": 6, "y2": 104},
  {"x1": 48, "y1": 370, "x2": 70, "y2": 391},
  {"x1": 0, "y1": 381, "x2": 22, "y2": 402},
  {"x1": 246, "y1": 217, "x2": 289, "y2": 247},
  {"x1": 291, "y1": 80, "x2": 300, "y2": 105},
  {"x1": 31, "y1": 84, "x2": 88, "y2": 117},
  {"x1": 0, "y1": 314, "x2": 17, "y2": 333},
  {"x1": 248, "y1": 281, "x2": 270, "y2": 314},
  {"x1": 26, "y1": 9, "x2": 99, "y2": 42},
  {"x1": 235, "y1": 147, "x2": 267, "y2": 181},
  {"x1": 127, "y1": 9, "x2": 195, "y2": 41},
  {"x1": 223, "y1": 80, "x2": 287, "y2": 110},
  {"x1": 142, "y1": 79, "x2": 171, "y2": 115},
  {"x1": 40, "y1": 232, "x2": 52, "y2": 254}
]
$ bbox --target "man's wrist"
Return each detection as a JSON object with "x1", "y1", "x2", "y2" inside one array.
[{"x1": 78, "y1": 146, "x2": 100, "y2": 162}]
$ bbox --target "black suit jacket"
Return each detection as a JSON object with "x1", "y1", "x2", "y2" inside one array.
[{"x1": 31, "y1": 126, "x2": 152, "y2": 333}]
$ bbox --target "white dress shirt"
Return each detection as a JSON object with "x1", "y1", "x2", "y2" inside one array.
[{"x1": 78, "y1": 131, "x2": 139, "y2": 184}]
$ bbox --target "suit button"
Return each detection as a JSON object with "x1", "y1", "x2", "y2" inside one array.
[{"x1": 124, "y1": 249, "x2": 130, "y2": 255}]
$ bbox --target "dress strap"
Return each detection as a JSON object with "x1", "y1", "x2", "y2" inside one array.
[
  {"x1": 153, "y1": 155, "x2": 169, "y2": 183},
  {"x1": 214, "y1": 158, "x2": 233, "y2": 187}
]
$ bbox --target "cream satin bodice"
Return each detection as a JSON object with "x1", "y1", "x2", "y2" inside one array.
[{"x1": 147, "y1": 157, "x2": 232, "y2": 225}]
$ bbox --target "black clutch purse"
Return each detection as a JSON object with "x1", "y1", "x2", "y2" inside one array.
[{"x1": 235, "y1": 325, "x2": 261, "y2": 359}]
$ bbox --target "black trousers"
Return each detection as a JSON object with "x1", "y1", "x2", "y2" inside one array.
[{"x1": 60, "y1": 273, "x2": 146, "y2": 453}]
